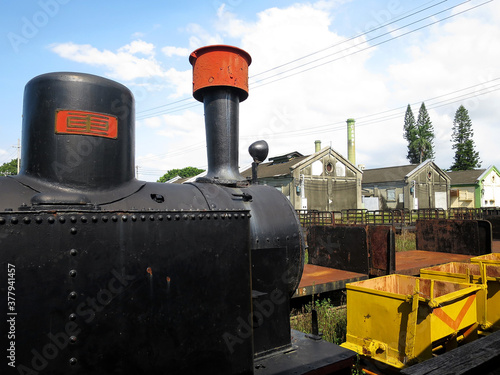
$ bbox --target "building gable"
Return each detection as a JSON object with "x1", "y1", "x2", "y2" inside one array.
[
  {"x1": 406, "y1": 160, "x2": 450, "y2": 185},
  {"x1": 291, "y1": 147, "x2": 361, "y2": 179}
]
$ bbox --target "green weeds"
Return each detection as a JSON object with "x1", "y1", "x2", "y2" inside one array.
[
  {"x1": 395, "y1": 229, "x2": 416, "y2": 252},
  {"x1": 290, "y1": 298, "x2": 347, "y2": 345}
]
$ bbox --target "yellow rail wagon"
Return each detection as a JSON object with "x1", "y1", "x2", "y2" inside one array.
[
  {"x1": 471, "y1": 253, "x2": 500, "y2": 265},
  {"x1": 341, "y1": 274, "x2": 482, "y2": 369},
  {"x1": 421, "y1": 262, "x2": 500, "y2": 332}
]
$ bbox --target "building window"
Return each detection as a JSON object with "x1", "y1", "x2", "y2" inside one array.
[
  {"x1": 387, "y1": 189, "x2": 396, "y2": 201},
  {"x1": 326, "y1": 163, "x2": 333, "y2": 173}
]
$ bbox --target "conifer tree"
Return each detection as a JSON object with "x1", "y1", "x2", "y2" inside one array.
[
  {"x1": 403, "y1": 104, "x2": 419, "y2": 164},
  {"x1": 411, "y1": 102, "x2": 435, "y2": 163},
  {"x1": 450, "y1": 105, "x2": 480, "y2": 171}
]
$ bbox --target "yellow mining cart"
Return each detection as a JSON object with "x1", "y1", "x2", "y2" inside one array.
[
  {"x1": 421, "y1": 262, "x2": 500, "y2": 332},
  {"x1": 471, "y1": 253, "x2": 500, "y2": 265},
  {"x1": 341, "y1": 274, "x2": 482, "y2": 369}
]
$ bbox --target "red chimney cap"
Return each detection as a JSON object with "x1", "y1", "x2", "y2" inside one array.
[{"x1": 189, "y1": 45, "x2": 251, "y2": 102}]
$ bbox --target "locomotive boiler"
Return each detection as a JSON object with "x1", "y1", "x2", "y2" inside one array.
[{"x1": 0, "y1": 45, "x2": 310, "y2": 374}]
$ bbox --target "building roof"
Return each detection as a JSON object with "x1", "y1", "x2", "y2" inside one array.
[
  {"x1": 362, "y1": 160, "x2": 450, "y2": 184},
  {"x1": 362, "y1": 164, "x2": 419, "y2": 184},
  {"x1": 447, "y1": 169, "x2": 486, "y2": 185},
  {"x1": 268, "y1": 151, "x2": 303, "y2": 163},
  {"x1": 240, "y1": 154, "x2": 309, "y2": 179},
  {"x1": 166, "y1": 175, "x2": 184, "y2": 183},
  {"x1": 241, "y1": 145, "x2": 363, "y2": 179}
]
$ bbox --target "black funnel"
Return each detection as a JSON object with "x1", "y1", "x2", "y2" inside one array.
[
  {"x1": 20, "y1": 72, "x2": 135, "y2": 190},
  {"x1": 189, "y1": 45, "x2": 251, "y2": 186}
]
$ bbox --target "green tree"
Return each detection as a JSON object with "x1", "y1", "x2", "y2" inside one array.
[
  {"x1": 157, "y1": 166, "x2": 205, "y2": 183},
  {"x1": 410, "y1": 102, "x2": 435, "y2": 163},
  {"x1": 0, "y1": 159, "x2": 18, "y2": 176},
  {"x1": 450, "y1": 105, "x2": 480, "y2": 171},
  {"x1": 403, "y1": 104, "x2": 419, "y2": 164}
]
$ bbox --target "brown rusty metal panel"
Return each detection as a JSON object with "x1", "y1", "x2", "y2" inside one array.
[
  {"x1": 416, "y1": 219, "x2": 490, "y2": 255},
  {"x1": 396, "y1": 250, "x2": 473, "y2": 276},
  {"x1": 307, "y1": 225, "x2": 369, "y2": 274},
  {"x1": 484, "y1": 215, "x2": 500, "y2": 240},
  {"x1": 478, "y1": 219, "x2": 493, "y2": 252},
  {"x1": 293, "y1": 264, "x2": 368, "y2": 297},
  {"x1": 367, "y1": 225, "x2": 395, "y2": 276}
]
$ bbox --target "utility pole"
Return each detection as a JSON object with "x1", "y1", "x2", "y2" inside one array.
[
  {"x1": 17, "y1": 139, "x2": 20, "y2": 174},
  {"x1": 12, "y1": 139, "x2": 20, "y2": 174},
  {"x1": 136, "y1": 165, "x2": 139, "y2": 179}
]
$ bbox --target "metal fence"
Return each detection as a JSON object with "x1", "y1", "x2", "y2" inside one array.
[
  {"x1": 296, "y1": 207, "x2": 500, "y2": 227},
  {"x1": 296, "y1": 210, "x2": 333, "y2": 226}
]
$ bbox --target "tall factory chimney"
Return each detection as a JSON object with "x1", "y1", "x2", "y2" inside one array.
[
  {"x1": 314, "y1": 140, "x2": 321, "y2": 153},
  {"x1": 347, "y1": 118, "x2": 356, "y2": 165}
]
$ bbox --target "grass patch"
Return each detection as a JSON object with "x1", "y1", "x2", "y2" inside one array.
[
  {"x1": 290, "y1": 298, "x2": 347, "y2": 345},
  {"x1": 395, "y1": 229, "x2": 416, "y2": 252},
  {"x1": 291, "y1": 298, "x2": 369, "y2": 374}
]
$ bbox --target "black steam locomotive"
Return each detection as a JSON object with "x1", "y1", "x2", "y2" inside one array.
[{"x1": 1, "y1": 46, "x2": 352, "y2": 374}]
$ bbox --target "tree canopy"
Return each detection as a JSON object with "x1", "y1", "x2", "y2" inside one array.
[
  {"x1": 404, "y1": 103, "x2": 435, "y2": 164},
  {"x1": 0, "y1": 159, "x2": 18, "y2": 176},
  {"x1": 403, "y1": 104, "x2": 419, "y2": 164},
  {"x1": 157, "y1": 166, "x2": 205, "y2": 183},
  {"x1": 450, "y1": 105, "x2": 480, "y2": 171}
]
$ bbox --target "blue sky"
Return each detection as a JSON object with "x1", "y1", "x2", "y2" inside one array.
[{"x1": 1, "y1": 0, "x2": 499, "y2": 181}]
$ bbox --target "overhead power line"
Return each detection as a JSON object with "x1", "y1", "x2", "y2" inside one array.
[
  {"x1": 249, "y1": 0, "x2": 448, "y2": 79},
  {"x1": 131, "y1": 0, "x2": 495, "y2": 166},
  {"x1": 251, "y1": 0, "x2": 491, "y2": 89},
  {"x1": 238, "y1": 78, "x2": 500, "y2": 139},
  {"x1": 136, "y1": 100, "x2": 199, "y2": 121},
  {"x1": 135, "y1": 0, "x2": 488, "y2": 119},
  {"x1": 138, "y1": 77, "x2": 500, "y2": 164},
  {"x1": 136, "y1": 97, "x2": 193, "y2": 115}
]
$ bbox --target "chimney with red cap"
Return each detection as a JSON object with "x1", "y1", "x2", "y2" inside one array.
[{"x1": 189, "y1": 45, "x2": 251, "y2": 186}]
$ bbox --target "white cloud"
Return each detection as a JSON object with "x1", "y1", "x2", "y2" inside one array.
[
  {"x1": 211, "y1": 2, "x2": 388, "y2": 166},
  {"x1": 141, "y1": 117, "x2": 163, "y2": 129},
  {"x1": 185, "y1": 23, "x2": 223, "y2": 50},
  {"x1": 49, "y1": 40, "x2": 193, "y2": 100},
  {"x1": 386, "y1": 4, "x2": 500, "y2": 169},
  {"x1": 50, "y1": 41, "x2": 165, "y2": 80},
  {"x1": 135, "y1": 110, "x2": 207, "y2": 176},
  {"x1": 313, "y1": 0, "x2": 351, "y2": 12},
  {"x1": 131, "y1": 2, "x2": 394, "y2": 177},
  {"x1": 162, "y1": 46, "x2": 190, "y2": 57},
  {"x1": 140, "y1": 0, "x2": 500, "y2": 178},
  {"x1": 131, "y1": 31, "x2": 146, "y2": 39},
  {"x1": 215, "y1": 4, "x2": 251, "y2": 38},
  {"x1": 118, "y1": 40, "x2": 155, "y2": 56},
  {"x1": 156, "y1": 111, "x2": 204, "y2": 137},
  {"x1": 163, "y1": 68, "x2": 191, "y2": 98}
]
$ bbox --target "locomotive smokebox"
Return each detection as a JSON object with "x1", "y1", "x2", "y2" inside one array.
[
  {"x1": 20, "y1": 72, "x2": 135, "y2": 191},
  {"x1": 190, "y1": 45, "x2": 251, "y2": 185}
]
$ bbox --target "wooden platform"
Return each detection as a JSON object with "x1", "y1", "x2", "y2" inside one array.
[
  {"x1": 293, "y1": 264, "x2": 367, "y2": 298},
  {"x1": 401, "y1": 329, "x2": 500, "y2": 375},
  {"x1": 395, "y1": 250, "x2": 473, "y2": 276},
  {"x1": 254, "y1": 330, "x2": 355, "y2": 374},
  {"x1": 294, "y1": 250, "x2": 480, "y2": 297}
]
